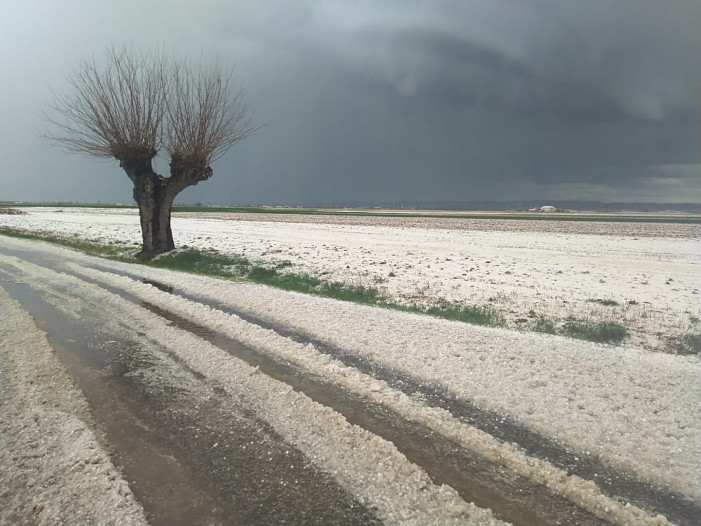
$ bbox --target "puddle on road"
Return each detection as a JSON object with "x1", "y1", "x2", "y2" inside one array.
[
  {"x1": 140, "y1": 301, "x2": 611, "y2": 526},
  {"x1": 1, "y1": 278, "x2": 236, "y2": 525},
  {"x1": 1, "y1": 277, "x2": 379, "y2": 526}
]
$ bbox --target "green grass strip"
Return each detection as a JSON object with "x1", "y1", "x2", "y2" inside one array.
[
  {"x1": 3, "y1": 228, "x2": 636, "y2": 344},
  {"x1": 666, "y1": 333, "x2": 701, "y2": 355},
  {"x1": 561, "y1": 319, "x2": 628, "y2": 345}
]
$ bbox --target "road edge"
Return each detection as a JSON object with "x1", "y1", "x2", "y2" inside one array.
[{"x1": 0, "y1": 287, "x2": 149, "y2": 526}]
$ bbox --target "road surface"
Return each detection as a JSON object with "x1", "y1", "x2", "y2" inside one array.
[{"x1": 1, "y1": 235, "x2": 698, "y2": 525}]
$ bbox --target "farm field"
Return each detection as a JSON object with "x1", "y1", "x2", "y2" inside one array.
[
  {"x1": 1, "y1": 207, "x2": 700, "y2": 525},
  {"x1": 2, "y1": 206, "x2": 699, "y2": 353}
]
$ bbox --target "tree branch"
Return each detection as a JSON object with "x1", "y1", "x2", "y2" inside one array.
[
  {"x1": 165, "y1": 58, "x2": 261, "y2": 176},
  {"x1": 42, "y1": 46, "x2": 167, "y2": 161}
]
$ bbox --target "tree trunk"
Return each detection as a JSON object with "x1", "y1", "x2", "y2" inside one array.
[
  {"x1": 119, "y1": 154, "x2": 204, "y2": 257},
  {"x1": 132, "y1": 173, "x2": 177, "y2": 256}
]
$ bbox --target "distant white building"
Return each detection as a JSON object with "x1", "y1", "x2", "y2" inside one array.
[{"x1": 528, "y1": 205, "x2": 558, "y2": 212}]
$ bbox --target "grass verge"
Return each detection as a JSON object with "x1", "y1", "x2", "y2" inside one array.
[
  {"x1": 666, "y1": 333, "x2": 701, "y2": 355},
  {"x1": 422, "y1": 302, "x2": 505, "y2": 327},
  {"x1": 587, "y1": 298, "x2": 619, "y2": 307},
  {"x1": 0, "y1": 229, "x2": 133, "y2": 258},
  {"x1": 1, "y1": 229, "x2": 385, "y2": 305},
  {"x1": 533, "y1": 316, "x2": 557, "y2": 334},
  {"x1": 3, "y1": 228, "x2": 636, "y2": 343},
  {"x1": 561, "y1": 318, "x2": 628, "y2": 345}
]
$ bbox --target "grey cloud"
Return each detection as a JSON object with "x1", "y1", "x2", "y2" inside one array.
[
  {"x1": 351, "y1": 26, "x2": 538, "y2": 111},
  {"x1": 1, "y1": 1, "x2": 699, "y2": 205},
  {"x1": 335, "y1": 7, "x2": 700, "y2": 127}
]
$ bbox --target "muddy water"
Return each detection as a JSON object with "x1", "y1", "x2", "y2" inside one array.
[
  {"x1": 0, "y1": 275, "x2": 380, "y2": 526},
  {"x1": 0, "y1": 275, "x2": 231, "y2": 525}
]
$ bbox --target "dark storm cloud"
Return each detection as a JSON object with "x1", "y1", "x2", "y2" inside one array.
[
  {"x1": 335, "y1": 4, "x2": 700, "y2": 125},
  {"x1": 287, "y1": 1, "x2": 701, "y2": 194},
  {"x1": 344, "y1": 26, "x2": 539, "y2": 113},
  {"x1": 1, "y1": 1, "x2": 699, "y2": 205}
]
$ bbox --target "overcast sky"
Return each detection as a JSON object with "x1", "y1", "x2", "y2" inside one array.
[{"x1": 1, "y1": 1, "x2": 699, "y2": 205}]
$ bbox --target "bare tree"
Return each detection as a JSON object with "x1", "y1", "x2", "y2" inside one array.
[{"x1": 43, "y1": 47, "x2": 258, "y2": 255}]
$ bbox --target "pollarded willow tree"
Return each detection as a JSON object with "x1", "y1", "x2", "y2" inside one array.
[{"x1": 43, "y1": 47, "x2": 258, "y2": 255}]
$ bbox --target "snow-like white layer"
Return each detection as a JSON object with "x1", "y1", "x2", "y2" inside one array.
[
  {"x1": 2, "y1": 207, "x2": 699, "y2": 351},
  {"x1": 64, "y1": 263, "x2": 681, "y2": 525},
  {"x1": 0, "y1": 289, "x2": 148, "y2": 526},
  {"x1": 1, "y1": 251, "x2": 506, "y2": 526},
  {"x1": 80, "y1": 254, "x2": 700, "y2": 503},
  {"x1": 2, "y1": 234, "x2": 698, "y2": 522}
]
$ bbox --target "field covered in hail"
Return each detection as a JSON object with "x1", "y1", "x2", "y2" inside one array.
[{"x1": 1, "y1": 206, "x2": 699, "y2": 353}]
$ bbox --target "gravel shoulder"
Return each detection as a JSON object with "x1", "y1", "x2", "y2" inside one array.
[{"x1": 0, "y1": 288, "x2": 149, "y2": 526}]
